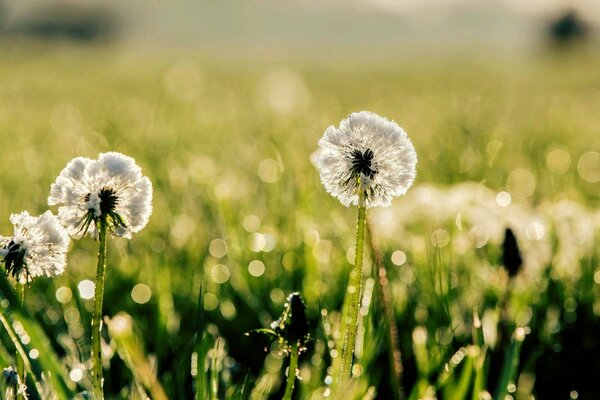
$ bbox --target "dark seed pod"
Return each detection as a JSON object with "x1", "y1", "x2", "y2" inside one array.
[
  {"x1": 502, "y1": 228, "x2": 522, "y2": 277},
  {"x1": 271, "y1": 292, "x2": 310, "y2": 348},
  {"x1": 1, "y1": 366, "x2": 19, "y2": 392}
]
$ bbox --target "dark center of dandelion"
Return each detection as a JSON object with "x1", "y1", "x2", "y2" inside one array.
[
  {"x1": 80, "y1": 188, "x2": 126, "y2": 236},
  {"x1": 84, "y1": 188, "x2": 119, "y2": 215},
  {"x1": 98, "y1": 188, "x2": 118, "y2": 215},
  {"x1": 350, "y1": 148, "x2": 377, "y2": 179},
  {"x1": 2, "y1": 240, "x2": 27, "y2": 280}
]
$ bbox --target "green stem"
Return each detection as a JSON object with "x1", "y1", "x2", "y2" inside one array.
[
  {"x1": 337, "y1": 192, "x2": 367, "y2": 393},
  {"x1": 91, "y1": 217, "x2": 108, "y2": 400},
  {"x1": 16, "y1": 282, "x2": 26, "y2": 400},
  {"x1": 282, "y1": 345, "x2": 299, "y2": 400}
]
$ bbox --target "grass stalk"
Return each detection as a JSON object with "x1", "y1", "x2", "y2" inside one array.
[
  {"x1": 367, "y1": 218, "x2": 405, "y2": 400},
  {"x1": 91, "y1": 217, "x2": 108, "y2": 400}
]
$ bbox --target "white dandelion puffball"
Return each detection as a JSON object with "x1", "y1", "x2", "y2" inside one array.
[
  {"x1": 48, "y1": 152, "x2": 153, "y2": 239},
  {"x1": 0, "y1": 211, "x2": 70, "y2": 283},
  {"x1": 317, "y1": 111, "x2": 417, "y2": 208}
]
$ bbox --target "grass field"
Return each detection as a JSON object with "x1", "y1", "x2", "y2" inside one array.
[{"x1": 0, "y1": 42, "x2": 599, "y2": 399}]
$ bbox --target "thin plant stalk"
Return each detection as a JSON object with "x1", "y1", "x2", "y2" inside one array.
[
  {"x1": 91, "y1": 217, "x2": 108, "y2": 400},
  {"x1": 337, "y1": 190, "x2": 367, "y2": 391},
  {"x1": 282, "y1": 344, "x2": 299, "y2": 400},
  {"x1": 16, "y1": 282, "x2": 26, "y2": 400},
  {"x1": 367, "y1": 218, "x2": 405, "y2": 400}
]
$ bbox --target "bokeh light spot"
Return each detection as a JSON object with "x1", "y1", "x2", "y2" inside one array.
[
  {"x1": 243, "y1": 215, "x2": 261, "y2": 232},
  {"x1": 391, "y1": 250, "x2": 407, "y2": 266},
  {"x1": 78, "y1": 280, "x2": 95, "y2": 300},
  {"x1": 248, "y1": 260, "x2": 266, "y2": 277},
  {"x1": 131, "y1": 284, "x2": 152, "y2": 304},
  {"x1": 506, "y1": 168, "x2": 536, "y2": 199},
  {"x1": 220, "y1": 300, "x2": 237, "y2": 320},
  {"x1": 209, "y1": 239, "x2": 228, "y2": 258},
  {"x1": 29, "y1": 349, "x2": 39, "y2": 359},
  {"x1": 70, "y1": 368, "x2": 83, "y2": 383},
  {"x1": 204, "y1": 293, "x2": 218, "y2": 311},
  {"x1": 577, "y1": 151, "x2": 600, "y2": 182},
  {"x1": 546, "y1": 148, "x2": 571, "y2": 174},
  {"x1": 55, "y1": 286, "x2": 73, "y2": 304},
  {"x1": 258, "y1": 159, "x2": 280, "y2": 183},
  {"x1": 496, "y1": 191, "x2": 511, "y2": 207},
  {"x1": 210, "y1": 264, "x2": 231, "y2": 284}
]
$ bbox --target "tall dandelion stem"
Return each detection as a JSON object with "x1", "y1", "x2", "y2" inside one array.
[
  {"x1": 91, "y1": 217, "x2": 108, "y2": 400},
  {"x1": 16, "y1": 283, "x2": 26, "y2": 400},
  {"x1": 282, "y1": 344, "x2": 299, "y2": 400},
  {"x1": 338, "y1": 191, "x2": 367, "y2": 389}
]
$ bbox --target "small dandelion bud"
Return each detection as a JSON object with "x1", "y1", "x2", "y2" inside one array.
[
  {"x1": 271, "y1": 292, "x2": 310, "y2": 350},
  {"x1": 1, "y1": 366, "x2": 25, "y2": 398},
  {"x1": 502, "y1": 228, "x2": 523, "y2": 277},
  {"x1": 1, "y1": 366, "x2": 18, "y2": 387}
]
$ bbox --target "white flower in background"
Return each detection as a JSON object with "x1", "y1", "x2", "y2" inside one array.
[
  {"x1": 0, "y1": 211, "x2": 69, "y2": 283},
  {"x1": 316, "y1": 111, "x2": 417, "y2": 208},
  {"x1": 48, "y1": 152, "x2": 153, "y2": 239}
]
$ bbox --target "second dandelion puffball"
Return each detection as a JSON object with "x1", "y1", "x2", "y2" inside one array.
[{"x1": 48, "y1": 152, "x2": 153, "y2": 239}]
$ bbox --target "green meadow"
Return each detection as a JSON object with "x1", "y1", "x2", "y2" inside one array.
[{"x1": 0, "y1": 44, "x2": 599, "y2": 399}]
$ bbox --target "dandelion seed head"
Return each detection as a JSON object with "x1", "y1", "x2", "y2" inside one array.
[
  {"x1": 48, "y1": 152, "x2": 153, "y2": 239},
  {"x1": 0, "y1": 211, "x2": 69, "y2": 283},
  {"x1": 316, "y1": 111, "x2": 417, "y2": 208}
]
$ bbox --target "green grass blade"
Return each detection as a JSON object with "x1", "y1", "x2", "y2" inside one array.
[
  {"x1": 494, "y1": 328, "x2": 526, "y2": 400},
  {"x1": 0, "y1": 280, "x2": 75, "y2": 399}
]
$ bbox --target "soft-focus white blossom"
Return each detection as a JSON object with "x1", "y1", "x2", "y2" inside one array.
[
  {"x1": 316, "y1": 111, "x2": 417, "y2": 208},
  {"x1": 48, "y1": 152, "x2": 153, "y2": 239},
  {"x1": 0, "y1": 211, "x2": 69, "y2": 283}
]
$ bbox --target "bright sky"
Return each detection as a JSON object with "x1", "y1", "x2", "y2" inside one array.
[{"x1": 361, "y1": 0, "x2": 600, "y2": 20}]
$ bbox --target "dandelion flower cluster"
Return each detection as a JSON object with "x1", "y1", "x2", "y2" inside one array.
[
  {"x1": 48, "y1": 152, "x2": 153, "y2": 239},
  {"x1": 0, "y1": 211, "x2": 69, "y2": 283},
  {"x1": 317, "y1": 111, "x2": 417, "y2": 208}
]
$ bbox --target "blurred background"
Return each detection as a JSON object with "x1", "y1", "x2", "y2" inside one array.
[
  {"x1": 0, "y1": 1, "x2": 600, "y2": 399},
  {"x1": 0, "y1": 0, "x2": 599, "y2": 54}
]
